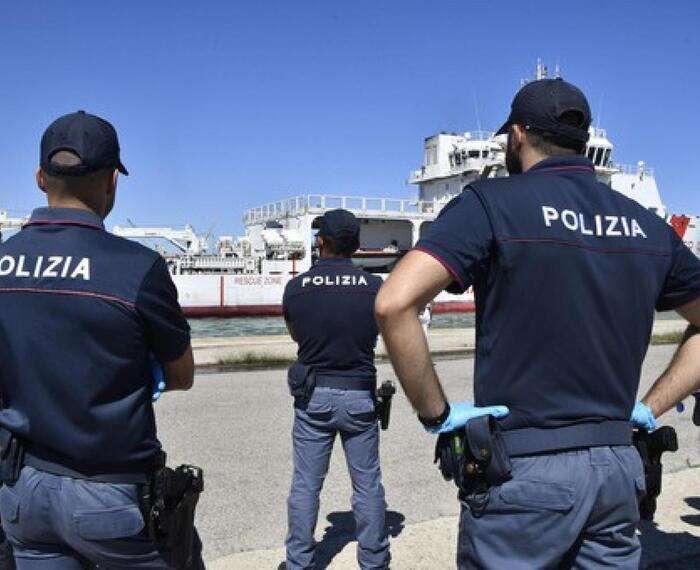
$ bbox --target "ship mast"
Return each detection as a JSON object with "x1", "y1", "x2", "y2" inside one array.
[{"x1": 522, "y1": 58, "x2": 552, "y2": 85}]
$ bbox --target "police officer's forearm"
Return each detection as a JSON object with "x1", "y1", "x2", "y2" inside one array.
[
  {"x1": 375, "y1": 250, "x2": 454, "y2": 418},
  {"x1": 642, "y1": 325, "x2": 700, "y2": 417},
  {"x1": 163, "y1": 346, "x2": 195, "y2": 391},
  {"x1": 284, "y1": 318, "x2": 297, "y2": 342},
  {"x1": 378, "y1": 308, "x2": 447, "y2": 418}
]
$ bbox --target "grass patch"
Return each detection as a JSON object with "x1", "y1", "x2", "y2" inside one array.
[
  {"x1": 217, "y1": 351, "x2": 292, "y2": 368},
  {"x1": 650, "y1": 331, "x2": 684, "y2": 345}
]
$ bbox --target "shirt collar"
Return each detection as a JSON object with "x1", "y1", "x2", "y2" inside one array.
[
  {"x1": 26, "y1": 207, "x2": 105, "y2": 230},
  {"x1": 527, "y1": 154, "x2": 595, "y2": 175},
  {"x1": 316, "y1": 257, "x2": 354, "y2": 267}
]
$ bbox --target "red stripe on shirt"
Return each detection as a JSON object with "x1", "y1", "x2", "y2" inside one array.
[
  {"x1": 24, "y1": 220, "x2": 104, "y2": 230},
  {"x1": 0, "y1": 287, "x2": 135, "y2": 307},
  {"x1": 532, "y1": 165, "x2": 595, "y2": 174},
  {"x1": 414, "y1": 246, "x2": 466, "y2": 290},
  {"x1": 496, "y1": 236, "x2": 670, "y2": 256}
]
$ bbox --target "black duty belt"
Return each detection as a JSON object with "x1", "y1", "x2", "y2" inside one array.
[
  {"x1": 315, "y1": 375, "x2": 375, "y2": 391},
  {"x1": 500, "y1": 420, "x2": 633, "y2": 457},
  {"x1": 23, "y1": 444, "x2": 154, "y2": 484}
]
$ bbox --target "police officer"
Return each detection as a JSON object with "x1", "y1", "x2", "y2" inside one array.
[
  {"x1": 0, "y1": 111, "x2": 202, "y2": 568},
  {"x1": 375, "y1": 78, "x2": 700, "y2": 568},
  {"x1": 283, "y1": 209, "x2": 390, "y2": 569}
]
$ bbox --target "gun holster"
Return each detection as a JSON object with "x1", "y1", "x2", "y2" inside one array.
[
  {"x1": 139, "y1": 452, "x2": 204, "y2": 569},
  {"x1": 434, "y1": 415, "x2": 512, "y2": 497},
  {"x1": 375, "y1": 381, "x2": 396, "y2": 430},
  {"x1": 632, "y1": 426, "x2": 678, "y2": 521},
  {"x1": 287, "y1": 362, "x2": 316, "y2": 406}
]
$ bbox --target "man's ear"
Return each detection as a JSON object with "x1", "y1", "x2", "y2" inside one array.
[
  {"x1": 316, "y1": 235, "x2": 325, "y2": 249},
  {"x1": 511, "y1": 124, "x2": 527, "y2": 147},
  {"x1": 108, "y1": 169, "x2": 119, "y2": 195},
  {"x1": 36, "y1": 168, "x2": 47, "y2": 193}
]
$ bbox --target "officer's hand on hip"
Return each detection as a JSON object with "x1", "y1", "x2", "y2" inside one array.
[
  {"x1": 426, "y1": 401, "x2": 510, "y2": 434},
  {"x1": 630, "y1": 401, "x2": 657, "y2": 431},
  {"x1": 150, "y1": 355, "x2": 167, "y2": 402}
]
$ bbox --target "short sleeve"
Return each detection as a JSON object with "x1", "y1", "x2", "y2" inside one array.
[
  {"x1": 656, "y1": 230, "x2": 700, "y2": 311},
  {"x1": 415, "y1": 191, "x2": 493, "y2": 294},
  {"x1": 282, "y1": 281, "x2": 294, "y2": 322},
  {"x1": 136, "y1": 257, "x2": 191, "y2": 362}
]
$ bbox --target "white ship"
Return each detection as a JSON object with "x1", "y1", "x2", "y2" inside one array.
[{"x1": 2, "y1": 63, "x2": 698, "y2": 317}]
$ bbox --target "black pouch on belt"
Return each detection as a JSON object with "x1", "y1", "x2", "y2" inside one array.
[
  {"x1": 287, "y1": 362, "x2": 316, "y2": 405},
  {"x1": 435, "y1": 415, "x2": 512, "y2": 496}
]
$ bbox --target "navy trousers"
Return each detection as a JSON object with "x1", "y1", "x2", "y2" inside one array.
[
  {"x1": 285, "y1": 387, "x2": 389, "y2": 570},
  {"x1": 457, "y1": 445, "x2": 645, "y2": 569},
  {"x1": 0, "y1": 466, "x2": 203, "y2": 569}
]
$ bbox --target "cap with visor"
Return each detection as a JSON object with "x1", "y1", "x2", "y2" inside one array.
[
  {"x1": 317, "y1": 209, "x2": 360, "y2": 253},
  {"x1": 40, "y1": 110, "x2": 128, "y2": 176},
  {"x1": 496, "y1": 78, "x2": 592, "y2": 148}
]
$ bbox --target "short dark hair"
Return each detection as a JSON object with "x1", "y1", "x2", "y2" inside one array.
[
  {"x1": 323, "y1": 236, "x2": 358, "y2": 257},
  {"x1": 42, "y1": 151, "x2": 113, "y2": 196},
  {"x1": 523, "y1": 110, "x2": 587, "y2": 156}
]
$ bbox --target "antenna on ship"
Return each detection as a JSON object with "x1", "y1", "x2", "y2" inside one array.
[
  {"x1": 523, "y1": 59, "x2": 548, "y2": 85},
  {"x1": 204, "y1": 223, "x2": 217, "y2": 250},
  {"x1": 472, "y1": 92, "x2": 483, "y2": 134},
  {"x1": 535, "y1": 58, "x2": 548, "y2": 80},
  {"x1": 595, "y1": 93, "x2": 605, "y2": 129}
]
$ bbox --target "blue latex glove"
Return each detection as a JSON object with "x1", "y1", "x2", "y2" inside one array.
[
  {"x1": 630, "y1": 401, "x2": 657, "y2": 431},
  {"x1": 150, "y1": 355, "x2": 166, "y2": 402},
  {"x1": 426, "y1": 401, "x2": 510, "y2": 434}
]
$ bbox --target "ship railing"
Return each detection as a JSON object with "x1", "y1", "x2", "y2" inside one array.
[
  {"x1": 589, "y1": 127, "x2": 608, "y2": 139},
  {"x1": 464, "y1": 130, "x2": 496, "y2": 141},
  {"x1": 611, "y1": 163, "x2": 655, "y2": 177},
  {"x1": 243, "y1": 198, "x2": 301, "y2": 223},
  {"x1": 244, "y1": 194, "x2": 439, "y2": 224},
  {"x1": 177, "y1": 256, "x2": 247, "y2": 269},
  {"x1": 409, "y1": 169, "x2": 424, "y2": 182},
  {"x1": 410, "y1": 164, "x2": 478, "y2": 183},
  {"x1": 306, "y1": 195, "x2": 422, "y2": 215}
]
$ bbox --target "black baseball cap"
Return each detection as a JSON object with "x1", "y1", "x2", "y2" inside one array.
[
  {"x1": 40, "y1": 110, "x2": 128, "y2": 176},
  {"x1": 496, "y1": 78, "x2": 591, "y2": 147},
  {"x1": 317, "y1": 209, "x2": 360, "y2": 251}
]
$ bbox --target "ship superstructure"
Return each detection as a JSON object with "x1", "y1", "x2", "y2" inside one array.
[
  {"x1": 410, "y1": 62, "x2": 665, "y2": 217},
  {"x1": 117, "y1": 194, "x2": 471, "y2": 316},
  {"x1": 408, "y1": 127, "x2": 663, "y2": 214},
  {"x1": 2, "y1": 63, "x2": 695, "y2": 316},
  {"x1": 0, "y1": 210, "x2": 28, "y2": 240}
]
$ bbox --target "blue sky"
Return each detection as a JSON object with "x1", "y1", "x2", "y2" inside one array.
[{"x1": 1, "y1": 1, "x2": 698, "y2": 236}]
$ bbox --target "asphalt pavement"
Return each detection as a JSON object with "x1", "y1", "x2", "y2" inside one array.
[{"x1": 155, "y1": 343, "x2": 700, "y2": 567}]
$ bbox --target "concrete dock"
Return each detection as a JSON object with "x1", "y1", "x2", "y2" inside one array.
[
  {"x1": 192, "y1": 319, "x2": 689, "y2": 367},
  {"x1": 156, "y1": 342, "x2": 700, "y2": 569}
]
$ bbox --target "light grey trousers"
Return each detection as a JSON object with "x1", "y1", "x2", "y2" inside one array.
[
  {"x1": 286, "y1": 387, "x2": 389, "y2": 570},
  {"x1": 457, "y1": 445, "x2": 645, "y2": 569}
]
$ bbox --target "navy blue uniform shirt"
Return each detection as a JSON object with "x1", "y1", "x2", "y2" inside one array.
[
  {"x1": 417, "y1": 155, "x2": 700, "y2": 432},
  {"x1": 283, "y1": 258, "x2": 382, "y2": 378},
  {"x1": 0, "y1": 208, "x2": 190, "y2": 476}
]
